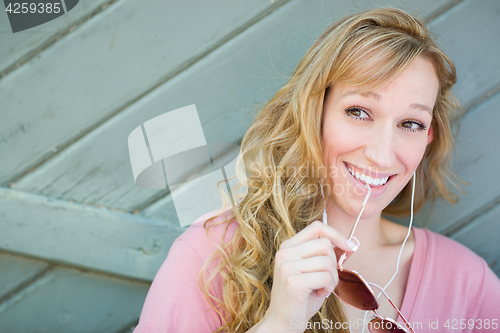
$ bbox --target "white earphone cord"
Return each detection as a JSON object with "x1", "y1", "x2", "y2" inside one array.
[{"x1": 360, "y1": 171, "x2": 416, "y2": 333}]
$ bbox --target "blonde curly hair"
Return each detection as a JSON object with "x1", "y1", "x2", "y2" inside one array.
[{"x1": 198, "y1": 6, "x2": 465, "y2": 333}]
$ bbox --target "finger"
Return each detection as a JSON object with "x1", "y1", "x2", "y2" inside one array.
[
  {"x1": 334, "y1": 236, "x2": 360, "y2": 263},
  {"x1": 291, "y1": 237, "x2": 337, "y2": 260},
  {"x1": 287, "y1": 271, "x2": 337, "y2": 293},
  {"x1": 283, "y1": 255, "x2": 337, "y2": 277},
  {"x1": 334, "y1": 247, "x2": 352, "y2": 264},
  {"x1": 349, "y1": 236, "x2": 360, "y2": 251},
  {"x1": 281, "y1": 220, "x2": 355, "y2": 253},
  {"x1": 316, "y1": 287, "x2": 333, "y2": 298},
  {"x1": 275, "y1": 238, "x2": 337, "y2": 284}
]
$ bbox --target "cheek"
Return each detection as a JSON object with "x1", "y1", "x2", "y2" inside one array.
[
  {"x1": 322, "y1": 124, "x2": 354, "y2": 162},
  {"x1": 397, "y1": 137, "x2": 428, "y2": 171},
  {"x1": 323, "y1": 113, "x2": 359, "y2": 147}
]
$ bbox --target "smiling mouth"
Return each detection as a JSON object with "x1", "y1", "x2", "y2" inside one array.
[{"x1": 344, "y1": 163, "x2": 395, "y2": 187}]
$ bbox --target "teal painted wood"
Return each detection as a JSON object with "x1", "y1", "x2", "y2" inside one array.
[
  {"x1": 0, "y1": 251, "x2": 50, "y2": 299},
  {"x1": 0, "y1": 187, "x2": 188, "y2": 280},
  {"x1": 14, "y1": 0, "x2": 457, "y2": 214},
  {"x1": 427, "y1": 0, "x2": 500, "y2": 110},
  {"x1": 452, "y1": 203, "x2": 500, "y2": 277},
  {"x1": 0, "y1": 265, "x2": 149, "y2": 333},
  {"x1": 393, "y1": 90, "x2": 500, "y2": 235},
  {"x1": 0, "y1": 0, "x2": 277, "y2": 184},
  {"x1": 141, "y1": 145, "x2": 242, "y2": 222},
  {"x1": 0, "y1": 0, "x2": 111, "y2": 74}
]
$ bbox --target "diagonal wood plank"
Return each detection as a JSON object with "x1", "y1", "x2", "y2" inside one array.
[
  {"x1": 141, "y1": 144, "x2": 242, "y2": 223},
  {"x1": 0, "y1": 0, "x2": 279, "y2": 184},
  {"x1": 451, "y1": 203, "x2": 500, "y2": 277},
  {"x1": 0, "y1": 187, "x2": 189, "y2": 280},
  {"x1": 0, "y1": 251, "x2": 50, "y2": 300},
  {"x1": 0, "y1": 265, "x2": 149, "y2": 333},
  {"x1": 0, "y1": 0, "x2": 111, "y2": 75},
  {"x1": 14, "y1": 0, "x2": 458, "y2": 213},
  {"x1": 427, "y1": 0, "x2": 500, "y2": 110}
]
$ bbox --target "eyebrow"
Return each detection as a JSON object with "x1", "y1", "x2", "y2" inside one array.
[{"x1": 341, "y1": 90, "x2": 433, "y2": 115}]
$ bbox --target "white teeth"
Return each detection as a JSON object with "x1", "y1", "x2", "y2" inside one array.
[{"x1": 347, "y1": 165, "x2": 390, "y2": 186}]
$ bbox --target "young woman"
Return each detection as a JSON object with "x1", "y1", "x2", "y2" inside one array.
[{"x1": 133, "y1": 7, "x2": 500, "y2": 333}]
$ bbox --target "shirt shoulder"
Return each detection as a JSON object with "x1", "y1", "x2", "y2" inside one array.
[
  {"x1": 405, "y1": 227, "x2": 500, "y2": 327},
  {"x1": 415, "y1": 227, "x2": 488, "y2": 291},
  {"x1": 132, "y1": 208, "x2": 238, "y2": 333},
  {"x1": 420, "y1": 227, "x2": 485, "y2": 270},
  {"x1": 177, "y1": 207, "x2": 239, "y2": 262}
]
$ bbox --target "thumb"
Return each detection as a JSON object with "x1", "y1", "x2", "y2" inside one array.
[{"x1": 334, "y1": 236, "x2": 360, "y2": 263}]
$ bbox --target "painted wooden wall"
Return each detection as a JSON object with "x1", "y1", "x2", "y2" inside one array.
[{"x1": 0, "y1": 0, "x2": 498, "y2": 331}]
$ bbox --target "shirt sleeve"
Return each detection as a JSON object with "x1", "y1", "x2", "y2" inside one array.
[
  {"x1": 473, "y1": 258, "x2": 500, "y2": 331},
  {"x1": 133, "y1": 238, "x2": 222, "y2": 333}
]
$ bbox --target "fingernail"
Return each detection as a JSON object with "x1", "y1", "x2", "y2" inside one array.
[{"x1": 346, "y1": 239, "x2": 359, "y2": 251}]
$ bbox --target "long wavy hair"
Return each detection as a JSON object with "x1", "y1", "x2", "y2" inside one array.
[{"x1": 198, "y1": 6, "x2": 466, "y2": 333}]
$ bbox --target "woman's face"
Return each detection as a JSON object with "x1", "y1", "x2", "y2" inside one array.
[{"x1": 321, "y1": 56, "x2": 438, "y2": 218}]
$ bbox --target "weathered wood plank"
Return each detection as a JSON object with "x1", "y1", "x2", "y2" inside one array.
[
  {"x1": 0, "y1": 187, "x2": 188, "y2": 280},
  {"x1": 451, "y1": 203, "x2": 500, "y2": 277},
  {"x1": 0, "y1": 0, "x2": 277, "y2": 183},
  {"x1": 15, "y1": 0, "x2": 458, "y2": 213},
  {"x1": 0, "y1": 266, "x2": 149, "y2": 333},
  {"x1": 0, "y1": 251, "x2": 50, "y2": 299},
  {"x1": 0, "y1": 0, "x2": 111, "y2": 74},
  {"x1": 391, "y1": 90, "x2": 500, "y2": 235},
  {"x1": 427, "y1": 0, "x2": 500, "y2": 109},
  {"x1": 141, "y1": 145, "x2": 242, "y2": 222}
]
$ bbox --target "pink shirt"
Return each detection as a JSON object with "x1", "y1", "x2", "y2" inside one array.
[{"x1": 133, "y1": 210, "x2": 500, "y2": 333}]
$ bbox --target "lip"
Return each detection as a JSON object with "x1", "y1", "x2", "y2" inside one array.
[
  {"x1": 344, "y1": 162, "x2": 396, "y2": 179},
  {"x1": 344, "y1": 162, "x2": 394, "y2": 198}
]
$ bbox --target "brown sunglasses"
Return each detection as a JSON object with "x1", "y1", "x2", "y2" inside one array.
[
  {"x1": 325, "y1": 185, "x2": 415, "y2": 333},
  {"x1": 333, "y1": 265, "x2": 415, "y2": 333}
]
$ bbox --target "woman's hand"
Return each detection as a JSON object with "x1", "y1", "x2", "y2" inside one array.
[{"x1": 259, "y1": 221, "x2": 359, "y2": 333}]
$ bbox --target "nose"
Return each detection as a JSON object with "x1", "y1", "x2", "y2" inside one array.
[{"x1": 364, "y1": 125, "x2": 396, "y2": 169}]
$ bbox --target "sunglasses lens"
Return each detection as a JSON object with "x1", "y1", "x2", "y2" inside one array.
[
  {"x1": 368, "y1": 317, "x2": 407, "y2": 333},
  {"x1": 334, "y1": 270, "x2": 378, "y2": 310}
]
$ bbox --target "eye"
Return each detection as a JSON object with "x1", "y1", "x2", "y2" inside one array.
[
  {"x1": 400, "y1": 120, "x2": 427, "y2": 132},
  {"x1": 344, "y1": 106, "x2": 428, "y2": 133},
  {"x1": 344, "y1": 106, "x2": 370, "y2": 120}
]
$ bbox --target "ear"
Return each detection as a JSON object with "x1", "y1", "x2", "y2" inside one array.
[{"x1": 427, "y1": 126, "x2": 433, "y2": 145}]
